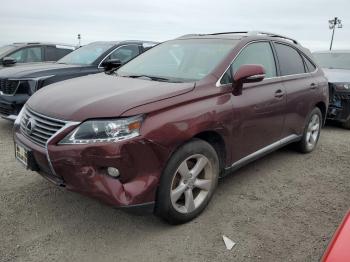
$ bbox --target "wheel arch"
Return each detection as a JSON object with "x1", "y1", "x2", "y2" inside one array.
[
  {"x1": 193, "y1": 131, "x2": 227, "y2": 174},
  {"x1": 315, "y1": 101, "x2": 327, "y2": 125}
]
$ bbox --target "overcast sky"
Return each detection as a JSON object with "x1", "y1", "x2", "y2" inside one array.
[{"x1": 0, "y1": 0, "x2": 348, "y2": 51}]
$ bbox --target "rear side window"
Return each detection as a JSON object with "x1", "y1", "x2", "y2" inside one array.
[
  {"x1": 45, "y1": 46, "x2": 72, "y2": 61},
  {"x1": 45, "y1": 46, "x2": 58, "y2": 61},
  {"x1": 221, "y1": 42, "x2": 277, "y2": 84},
  {"x1": 274, "y1": 43, "x2": 306, "y2": 76},
  {"x1": 303, "y1": 55, "x2": 317, "y2": 72}
]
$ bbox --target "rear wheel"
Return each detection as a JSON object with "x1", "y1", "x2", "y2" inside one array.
[
  {"x1": 155, "y1": 139, "x2": 219, "y2": 224},
  {"x1": 342, "y1": 119, "x2": 350, "y2": 129},
  {"x1": 296, "y1": 107, "x2": 322, "y2": 153}
]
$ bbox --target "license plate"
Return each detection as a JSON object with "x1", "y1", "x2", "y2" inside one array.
[{"x1": 15, "y1": 143, "x2": 28, "y2": 168}]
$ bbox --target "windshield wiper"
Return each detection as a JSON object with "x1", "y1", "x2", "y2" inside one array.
[{"x1": 123, "y1": 74, "x2": 172, "y2": 82}]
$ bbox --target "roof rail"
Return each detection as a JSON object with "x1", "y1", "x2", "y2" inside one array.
[
  {"x1": 208, "y1": 31, "x2": 299, "y2": 44},
  {"x1": 248, "y1": 31, "x2": 299, "y2": 45},
  {"x1": 179, "y1": 31, "x2": 299, "y2": 45},
  {"x1": 13, "y1": 42, "x2": 41, "y2": 45}
]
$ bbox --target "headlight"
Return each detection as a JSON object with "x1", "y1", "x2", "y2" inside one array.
[
  {"x1": 9, "y1": 75, "x2": 54, "y2": 95},
  {"x1": 14, "y1": 106, "x2": 25, "y2": 126},
  {"x1": 59, "y1": 115, "x2": 143, "y2": 145},
  {"x1": 334, "y1": 83, "x2": 350, "y2": 91}
]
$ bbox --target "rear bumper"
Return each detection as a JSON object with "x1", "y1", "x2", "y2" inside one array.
[{"x1": 13, "y1": 123, "x2": 170, "y2": 211}]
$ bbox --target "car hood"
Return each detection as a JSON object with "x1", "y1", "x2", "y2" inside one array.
[
  {"x1": 27, "y1": 73, "x2": 195, "y2": 121},
  {"x1": 322, "y1": 68, "x2": 350, "y2": 83},
  {"x1": 0, "y1": 62, "x2": 82, "y2": 78}
]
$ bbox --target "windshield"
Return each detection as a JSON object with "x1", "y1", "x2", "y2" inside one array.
[
  {"x1": 313, "y1": 52, "x2": 350, "y2": 70},
  {"x1": 117, "y1": 39, "x2": 238, "y2": 82},
  {"x1": 58, "y1": 42, "x2": 116, "y2": 65},
  {"x1": 0, "y1": 45, "x2": 16, "y2": 57}
]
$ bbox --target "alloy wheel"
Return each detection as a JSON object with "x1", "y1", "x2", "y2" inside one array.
[
  {"x1": 306, "y1": 114, "x2": 320, "y2": 150},
  {"x1": 170, "y1": 154, "x2": 214, "y2": 214}
]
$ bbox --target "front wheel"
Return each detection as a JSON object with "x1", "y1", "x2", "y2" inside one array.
[
  {"x1": 155, "y1": 139, "x2": 219, "y2": 224},
  {"x1": 296, "y1": 107, "x2": 322, "y2": 153}
]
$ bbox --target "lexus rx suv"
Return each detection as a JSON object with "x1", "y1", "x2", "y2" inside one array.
[
  {"x1": 13, "y1": 32, "x2": 328, "y2": 224},
  {"x1": 313, "y1": 51, "x2": 350, "y2": 129},
  {"x1": 0, "y1": 40, "x2": 157, "y2": 120},
  {"x1": 0, "y1": 42, "x2": 75, "y2": 67}
]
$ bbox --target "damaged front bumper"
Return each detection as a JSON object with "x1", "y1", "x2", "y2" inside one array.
[
  {"x1": 13, "y1": 123, "x2": 171, "y2": 213},
  {"x1": 327, "y1": 83, "x2": 350, "y2": 123}
]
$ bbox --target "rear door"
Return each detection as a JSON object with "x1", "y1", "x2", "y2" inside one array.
[
  {"x1": 272, "y1": 42, "x2": 316, "y2": 137},
  {"x1": 221, "y1": 41, "x2": 287, "y2": 162},
  {"x1": 44, "y1": 46, "x2": 72, "y2": 61}
]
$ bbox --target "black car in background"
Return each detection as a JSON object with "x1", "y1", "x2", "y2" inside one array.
[
  {"x1": 313, "y1": 51, "x2": 350, "y2": 129},
  {"x1": 0, "y1": 40, "x2": 157, "y2": 120},
  {"x1": 0, "y1": 43, "x2": 75, "y2": 67}
]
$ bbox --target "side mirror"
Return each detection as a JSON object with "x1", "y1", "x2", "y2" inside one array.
[
  {"x1": 232, "y1": 64, "x2": 265, "y2": 96},
  {"x1": 101, "y1": 59, "x2": 122, "y2": 72},
  {"x1": 2, "y1": 57, "x2": 17, "y2": 66}
]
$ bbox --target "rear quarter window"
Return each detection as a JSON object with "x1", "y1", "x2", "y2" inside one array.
[
  {"x1": 303, "y1": 55, "x2": 317, "y2": 72},
  {"x1": 274, "y1": 43, "x2": 306, "y2": 76}
]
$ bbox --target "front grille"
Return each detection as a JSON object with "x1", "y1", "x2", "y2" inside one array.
[
  {"x1": 0, "y1": 79, "x2": 20, "y2": 95},
  {"x1": 335, "y1": 93, "x2": 350, "y2": 100},
  {"x1": 20, "y1": 107, "x2": 67, "y2": 147}
]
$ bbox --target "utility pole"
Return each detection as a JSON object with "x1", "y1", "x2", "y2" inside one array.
[
  {"x1": 329, "y1": 17, "x2": 342, "y2": 51},
  {"x1": 77, "y1": 34, "x2": 81, "y2": 47}
]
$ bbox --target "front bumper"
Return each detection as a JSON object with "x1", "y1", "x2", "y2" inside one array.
[
  {"x1": 0, "y1": 94, "x2": 29, "y2": 120},
  {"x1": 327, "y1": 91, "x2": 350, "y2": 122},
  {"x1": 14, "y1": 123, "x2": 170, "y2": 210}
]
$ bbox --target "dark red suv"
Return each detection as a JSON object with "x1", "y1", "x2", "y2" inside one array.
[{"x1": 13, "y1": 32, "x2": 328, "y2": 224}]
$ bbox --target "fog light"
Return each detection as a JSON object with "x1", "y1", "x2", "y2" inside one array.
[{"x1": 107, "y1": 167, "x2": 120, "y2": 178}]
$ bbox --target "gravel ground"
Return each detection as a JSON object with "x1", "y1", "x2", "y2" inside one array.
[{"x1": 0, "y1": 118, "x2": 349, "y2": 262}]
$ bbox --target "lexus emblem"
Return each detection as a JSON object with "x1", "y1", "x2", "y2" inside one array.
[{"x1": 26, "y1": 118, "x2": 36, "y2": 135}]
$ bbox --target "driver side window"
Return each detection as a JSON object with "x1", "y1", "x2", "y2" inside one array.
[
  {"x1": 9, "y1": 47, "x2": 42, "y2": 63},
  {"x1": 109, "y1": 45, "x2": 140, "y2": 64},
  {"x1": 220, "y1": 42, "x2": 277, "y2": 85}
]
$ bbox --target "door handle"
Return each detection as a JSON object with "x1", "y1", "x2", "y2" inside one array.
[
  {"x1": 274, "y1": 89, "x2": 284, "y2": 98},
  {"x1": 310, "y1": 83, "x2": 318, "y2": 89}
]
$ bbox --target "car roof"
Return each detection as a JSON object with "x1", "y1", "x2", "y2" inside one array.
[
  {"x1": 88, "y1": 40, "x2": 158, "y2": 46},
  {"x1": 12, "y1": 42, "x2": 76, "y2": 48},
  {"x1": 313, "y1": 50, "x2": 350, "y2": 54},
  {"x1": 8, "y1": 40, "x2": 158, "y2": 50},
  {"x1": 177, "y1": 31, "x2": 300, "y2": 45}
]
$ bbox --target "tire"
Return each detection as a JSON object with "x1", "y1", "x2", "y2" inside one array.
[
  {"x1": 342, "y1": 119, "x2": 350, "y2": 130},
  {"x1": 296, "y1": 107, "x2": 322, "y2": 153},
  {"x1": 155, "y1": 139, "x2": 219, "y2": 224}
]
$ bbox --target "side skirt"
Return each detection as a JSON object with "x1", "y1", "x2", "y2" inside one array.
[{"x1": 221, "y1": 134, "x2": 301, "y2": 178}]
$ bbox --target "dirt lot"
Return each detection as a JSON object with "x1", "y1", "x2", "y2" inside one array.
[{"x1": 0, "y1": 118, "x2": 349, "y2": 262}]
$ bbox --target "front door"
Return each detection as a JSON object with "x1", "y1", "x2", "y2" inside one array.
[{"x1": 220, "y1": 41, "x2": 287, "y2": 163}]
